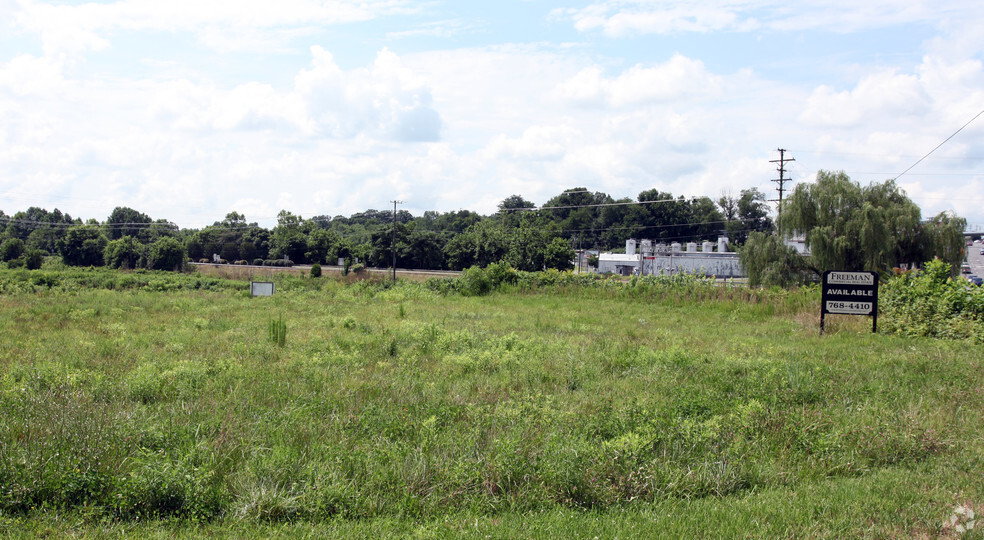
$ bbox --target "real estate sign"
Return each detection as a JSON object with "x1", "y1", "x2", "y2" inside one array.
[{"x1": 821, "y1": 270, "x2": 878, "y2": 333}]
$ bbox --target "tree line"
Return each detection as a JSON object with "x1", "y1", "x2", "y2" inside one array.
[{"x1": 0, "y1": 186, "x2": 773, "y2": 272}]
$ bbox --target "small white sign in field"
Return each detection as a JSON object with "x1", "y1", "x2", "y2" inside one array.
[{"x1": 250, "y1": 281, "x2": 275, "y2": 297}]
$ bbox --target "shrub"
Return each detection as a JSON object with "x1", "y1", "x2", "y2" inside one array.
[
  {"x1": 234, "y1": 260, "x2": 248, "y2": 265},
  {"x1": 1, "y1": 237, "x2": 25, "y2": 262},
  {"x1": 147, "y1": 237, "x2": 187, "y2": 271},
  {"x1": 458, "y1": 266, "x2": 492, "y2": 296},
  {"x1": 24, "y1": 249, "x2": 44, "y2": 270},
  {"x1": 59, "y1": 225, "x2": 107, "y2": 266},
  {"x1": 252, "y1": 259, "x2": 264, "y2": 266},
  {"x1": 881, "y1": 259, "x2": 984, "y2": 339},
  {"x1": 310, "y1": 263, "x2": 322, "y2": 278}
]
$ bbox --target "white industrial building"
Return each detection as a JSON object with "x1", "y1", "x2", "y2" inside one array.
[{"x1": 596, "y1": 237, "x2": 744, "y2": 278}]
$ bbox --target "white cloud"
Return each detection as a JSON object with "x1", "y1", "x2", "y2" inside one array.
[
  {"x1": 14, "y1": 0, "x2": 418, "y2": 57},
  {"x1": 295, "y1": 46, "x2": 443, "y2": 141},
  {"x1": 799, "y1": 69, "x2": 928, "y2": 128},
  {"x1": 2, "y1": 3, "x2": 984, "y2": 228},
  {"x1": 556, "y1": 0, "x2": 974, "y2": 36},
  {"x1": 0, "y1": 54, "x2": 66, "y2": 96},
  {"x1": 554, "y1": 54, "x2": 723, "y2": 107}
]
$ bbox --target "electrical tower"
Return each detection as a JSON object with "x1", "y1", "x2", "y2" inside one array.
[{"x1": 769, "y1": 148, "x2": 795, "y2": 234}]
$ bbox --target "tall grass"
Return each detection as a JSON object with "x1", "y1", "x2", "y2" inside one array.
[{"x1": 0, "y1": 266, "x2": 981, "y2": 537}]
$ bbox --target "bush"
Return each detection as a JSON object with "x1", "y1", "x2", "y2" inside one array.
[
  {"x1": 234, "y1": 260, "x2": 248, "y2": 265},
  {"x1": 59, "y1": 225, "x2": 107, "y2": 266},
  {"x1": 881, "y1": 259, "x2": 984, "y2": 340},
  {"x1": 147, "y1": 237, "x2": 187, "y2": 271},
  {"x1": 1, "y1": 238, "x2": 25, "y2": 262},
  {"x1": 458, "y1": 266, "x2": 492, "y2": 296},
  {"x1": 252, "y1": 259, "x2": 264, "y2": 266},
  {"x1": 24, "y1": 249, "x2": 44, "y2": 270},
  {"x1": 310, "y1": 263, "x2": 322, "y2": 278}
]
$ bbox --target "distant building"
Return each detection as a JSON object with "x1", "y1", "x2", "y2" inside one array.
[
  {"x1": 783, "y1": 233, "x2": 811, "y2": 255},
  {"x1": 596, "y1": 237, "x2": 744, "y2": 278}
]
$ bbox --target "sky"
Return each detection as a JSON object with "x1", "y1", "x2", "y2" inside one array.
[{"x1": 1, "y1": 0, "x2": 983, "y2": 231}]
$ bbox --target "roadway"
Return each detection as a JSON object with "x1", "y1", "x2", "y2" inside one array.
[{"x1": 965, "y1": 238, "x2": 984, "y2": 279}]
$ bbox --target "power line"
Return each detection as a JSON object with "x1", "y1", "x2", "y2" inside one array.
[{"x1": 895, "y1": 108, "x2": 984, "y2": 180}]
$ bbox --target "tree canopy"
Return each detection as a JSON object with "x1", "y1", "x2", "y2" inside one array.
[{"x1": 742, "y1": 170, "x2": 967, "y2": 285}]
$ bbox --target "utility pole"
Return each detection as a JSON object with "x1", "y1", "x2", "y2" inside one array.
[
  {"x1": 390, "y1": 200, "x2": 402, "y2": 283},
  {"x1": 770, "y1": 148, "x2": 795, "y2": 235}
]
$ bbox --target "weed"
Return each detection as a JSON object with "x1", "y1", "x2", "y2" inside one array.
[{"x1": 269, "y1": 316, "x2": 287, "y2": 347}]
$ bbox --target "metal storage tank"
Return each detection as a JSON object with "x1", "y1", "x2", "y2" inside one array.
[
  {"x1": 702, "y1": 241, "x2": 715, "y2": 252},
  {"x1": 686, "y1": 242, "x2": 698, "y2": 253},
  {"x1": 718, "y1": 236, "x2": 729, "y2": 253},
  {"x1": 671, "y1": 242, "x2": 682, "y2": 252},
  {"x1": 626, "y1": 239, "x2": 636, "y2": 255},
  {"x1": 640, "y1": 239, "x2": 652, "y2": 253}
]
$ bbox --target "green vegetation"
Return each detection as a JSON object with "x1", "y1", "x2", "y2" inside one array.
[
  {"x1": 881, "y1": 259, "x2": 984, "y2": 340},
  {"x1": 0, "y1": 265, "x2": 982, "y2": 537},
  {"x1": 1, "y1": 183, "x2": 773, "y2": 273},
  {"x1": 268, "y1": 315, "x2": 287, "y2": 346},
  {"x1": 742, "y1": 171, "x2": 968, "y2": 286}
]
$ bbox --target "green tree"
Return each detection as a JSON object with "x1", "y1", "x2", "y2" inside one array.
[
  {"x1": 506, "y1": 212, "x2": 565, "y2": 271},
  {"x1": 739, "y1": 231, "x2": 811, "y2": 287},
  {"x1": 444, "y1": 220, "x2": 510, "y2": 270},
  {"x1": 495, "y1": 195, "x2": 537, "y2": 229},
  {"x1": 220, "y1": 211, "x2": 246, "y2": 228},
  {"x1": 406, "y1": 229, "x2": 446, "y2": 270},
  {"x1": 720, "y1": 188, "x2": 773, "y2": 245},
  {"x1": 104, "y1": 236, "x2": 143, "y2": 269},
  {"x1": 635, "y1": 189, "x2": 691, "y2": 242},
  {"x1": 270, "y1": 210, "x2": 309, "y2": 263},
  {"x1": 687, "y1": 196, "x2": 725, "y2": 240},
  {"x1": 106, "y1": 206, "x2": 153, "y2": 240},
  {"x1": 23, "y1": 249, "x2": 44, "y2": 270},
  {"x1": 59, "y1": 225, "x2": 107, "y2": 266},
  {"x1": 147, "y1": 236, "x2": 186, "y2": 271},
  {"x1": 778, "y1": 171, "x2": 926, "y2": 273},
  {"x1": 26, "y1": 227, "x2": 61, "y2": 254},
  {"x1": 305, "y1": 228, "x2": 343, "y2": 265},
  {"x1": 1, "y1": 237, "x2": 25, "y2": 262},
  {"x1": 543, "y1": 237, "x2": 575, "y2": 271},
  {"x1": 240, "y1": 228, "x2": 271, "y2": 261},
  {"x1": 919, "y1": 211, "x2": 967, "y2": 274},
  {"x1": 3, "y1": 207, "x2": 76, "y2": 241}
]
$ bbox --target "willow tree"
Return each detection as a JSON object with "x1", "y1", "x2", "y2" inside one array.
[
  {"x1": 743, "y1": 170, "x2": 966, "y2": 286},
  {"x1": 920, "y1": 210, "x2": 968, "y2": 273},
  {"x1": 778, "y1": 170, "x2": 955, "y2": 273}
]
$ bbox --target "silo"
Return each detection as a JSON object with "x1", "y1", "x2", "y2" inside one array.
[
  {"x1": 718, "y1": 236, "x2": 729, "y2": 253},
  {"x1": 626, "y1": 239, "x2": 636, "y2": 255}
]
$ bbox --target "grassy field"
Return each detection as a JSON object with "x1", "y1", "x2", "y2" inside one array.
[{"x1": 0, "y1": 267, "x2": 982, "y2": 538}]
